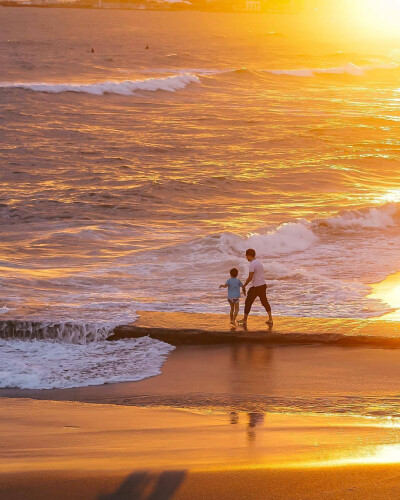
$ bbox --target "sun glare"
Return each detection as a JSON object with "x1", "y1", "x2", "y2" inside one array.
[
  {"x1": 376, "y1": 189, "x2": 400, "y2": 204},
  {"x1": 348, "y1": 444, "x2": 400, "y2": 465},
  {"x1": 369, "y1": 272, "x2": 400, "y2": 320},
  {"x1": 348, "y1": 0, "x2": 400, "y2": 37}
]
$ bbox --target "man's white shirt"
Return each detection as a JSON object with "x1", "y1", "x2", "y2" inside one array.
[{"x1": 248, "y1": 259, "x2": 265, "y2": 287}]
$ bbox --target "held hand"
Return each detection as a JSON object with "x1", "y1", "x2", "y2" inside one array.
[{"x1": 242, "y1": 288, "x2": 246, "y2": 296}]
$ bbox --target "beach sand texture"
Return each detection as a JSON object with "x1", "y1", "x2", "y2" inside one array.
[{"x1": 2, "y1": 398, "x2": 400, "y2": 499}]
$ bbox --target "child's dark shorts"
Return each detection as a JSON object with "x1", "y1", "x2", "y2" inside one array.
[{"x1": 228, "y1": 298, "x2": 240, "y2": 305}]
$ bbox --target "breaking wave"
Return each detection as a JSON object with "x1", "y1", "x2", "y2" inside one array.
[
  {"x1": 318, "y1": 203, "x2": 400, "y2": 230},
  {"x1": 2, "y1": 63, "x2": 398, "y2": 97},
  {"x1": 215, "y1": 203, "x2": 399, "y2": 257},
  {"x1": 218, "y1": 223, "x2": 318, "y2": 257},
  {"x1": 0, "y1": 317, "x2": 175, "y2": 390},
  {"x1": 265, "y1": 62, "x2": 398, "y2": 77},
  {"x1": 0, "y1": 73, "x2": 200, "y2": 95},
  {"x1": 0, "y1": 319, "x2": 113, "y2": 343}
]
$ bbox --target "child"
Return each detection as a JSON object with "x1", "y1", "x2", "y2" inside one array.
[{"x1": 219, "y1": 268, "x2": 246, "y2": 326}]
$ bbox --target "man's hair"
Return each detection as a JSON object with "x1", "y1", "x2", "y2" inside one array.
[
  {"x1": 246, "y1": 248, "x2": 256, "y2": 257},
  {"x1": 230, "y1": 268, "x2": 238, "y2": 278}
]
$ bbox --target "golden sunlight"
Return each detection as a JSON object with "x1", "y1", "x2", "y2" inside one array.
[
  {"x1": 378, "y1": 189, "x2": 400, "y2": 204},
  {"x1": 347, "y1": 0, "x2": 400, "y2": 37},
  {"x1": 369, "y1": 272, "x2": 400, "y2": 320}
]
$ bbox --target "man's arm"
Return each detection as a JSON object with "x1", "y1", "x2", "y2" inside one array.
[{"x1": 243, "y1": 272, "x2": 254, "y2": 288}]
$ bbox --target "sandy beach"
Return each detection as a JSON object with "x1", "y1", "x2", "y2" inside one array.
[
  {"x1": 3, "y1": 323, "x2": 400, "y2": 498},
  {"x1": 3, "y1": 397, "x2": 400, "y2": 499}
]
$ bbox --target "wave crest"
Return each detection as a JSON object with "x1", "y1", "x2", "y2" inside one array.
[
  {"x1": 265, "y1": 62, "x2": 398, "y2": 77},
  {"x1": 0, "y1": 73, "x2": 200, "y2": 95},
  {"x1": 317, "y1": 203, "x2": 400, "y2": 230},
  {"x1": 218, "y1": 223, "x2": 318, "y2": 257},
  {"x1": 0, "y1": 319, "x2": 112, "y2": 343}
]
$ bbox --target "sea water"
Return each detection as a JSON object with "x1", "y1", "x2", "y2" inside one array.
[{"x1": 1, "y1": 8, "x2": 400, "y2": 389}]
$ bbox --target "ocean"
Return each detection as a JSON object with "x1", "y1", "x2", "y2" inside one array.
[{"x1": 1, "y1": 7, "x2": 400, "y2": 391}]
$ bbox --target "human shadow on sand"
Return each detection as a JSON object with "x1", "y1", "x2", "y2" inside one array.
[{"x1": 98, "y1": 470, "x2": 186, "y2": 500}]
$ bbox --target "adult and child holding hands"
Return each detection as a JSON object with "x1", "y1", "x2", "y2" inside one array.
[{"x1": 219, "y1": 248, "x2": 273, "y2": 328}]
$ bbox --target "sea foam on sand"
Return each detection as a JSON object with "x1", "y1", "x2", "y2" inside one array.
[{"x1": 0, "y1": 337, "x2": 174, "y2": 389}]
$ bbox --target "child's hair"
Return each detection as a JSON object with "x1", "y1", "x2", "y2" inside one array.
[{"x1": 230, "y1": 268, "x2": 238, "y2": 278}]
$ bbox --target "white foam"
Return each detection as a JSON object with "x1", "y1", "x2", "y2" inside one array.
[
  {"x1": 268, "y1": 68, "x2": 315, "y2": 77},
  {"x1": 266, "y1": 63, "x2": 398, "y2": 77},
  {"x1": 0, "y1": 73, "x2": 200, "y2": 95},
  {"x1": 219, "y1": 223, "x2": 318, "y2": 256},
  {"x1": 323, "y1": 204, "x2": 398, "y2": 229},
  {"x1": 0, "y1": 319, "x2": 117, "y2": 343},
  {"x1": 0, "y1": 306, "x2": 13, "y2": 314},
  {"x1": 0, "y1": 337, "x2": 174, "y2": 389}
]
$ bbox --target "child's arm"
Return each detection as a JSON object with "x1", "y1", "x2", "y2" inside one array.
[{"x1": 219, "y1": 284, "x2": 228, "y2": 289}]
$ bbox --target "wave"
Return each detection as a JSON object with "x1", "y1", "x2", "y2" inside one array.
[
  {"x1": 0, "y1": 319, "x2": 114, "y2": 343},
  {"x1": 0, "y1": 317, "x2": 175, "y2": 389},
  {"x1": 0, "y1": 73, "x2": 200, "y2": 95},
  {"x1": 0, "y1": 336, "x2": 174, "y2": 389},
  {"x1": 0, "y1": 306, "x2": 14, "y2": 314},
  {"x1": 218, "y1": 223, "x2": 318, "y2": 257},
  {"x1": 3, "y1": 63, "x2": 397, "y2": 97},
  {"x1": 212, "y1": 202, "x2": 400, "y2": 258},
  {"x1": 146, "y1": 63, "x2": 398, "y2": 80},
  {"x1": 149, "y1": 63, "x2": 399, "y2": 81},
  {"x1": 317, "y1": 203, "x2": 400, "y2": 230},
  {"x1": 265, "y1": 62, "x2": 398, "y2": 77}
]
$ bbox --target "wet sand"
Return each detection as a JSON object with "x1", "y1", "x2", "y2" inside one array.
[
  {"x1": 2, "y1": 398, "x2": 400, "y2": 499},
  {"x1": 4, "y1": 342, "x2": 400, "y2": 414},
  {"x1": 110, "y1": 311, "x2": 400, "y2": 346}
]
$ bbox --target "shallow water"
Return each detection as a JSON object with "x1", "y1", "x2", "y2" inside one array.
[{"x1": 1, "y1": 8, "x2": 400, "y2": 389}]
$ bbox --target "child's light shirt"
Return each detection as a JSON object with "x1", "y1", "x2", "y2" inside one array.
[{"x1": 225, "y1": 277, "x2": 244, "y2": 299}]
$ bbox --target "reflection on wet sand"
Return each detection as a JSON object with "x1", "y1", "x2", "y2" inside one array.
[
  {"x1": 229, "y1": 343, "x2": 274, "y2": 397},
  {"x1": 229, "y1": 410, "x2": 265, "y2": 442}
]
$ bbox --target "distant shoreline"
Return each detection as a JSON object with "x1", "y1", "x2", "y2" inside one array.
[{"x1": 0, "y1": 3, "x2": 306, "y2": 13}]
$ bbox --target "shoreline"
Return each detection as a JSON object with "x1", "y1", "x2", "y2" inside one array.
[{"x1": 4, "y1": 342, "x2": 400, "y2": 417}]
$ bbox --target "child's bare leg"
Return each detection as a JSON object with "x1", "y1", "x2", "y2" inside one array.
[
  {"x1": 233, "y1": 302, "x2": 239, "y2": 323},
  {"x1": 229, "y1": 303, "x2": 235, "y2": 323}
]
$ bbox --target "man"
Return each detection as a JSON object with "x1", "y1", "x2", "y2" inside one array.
[{"x1": 238, "y1": 248, "x2": 273, "y2": 327}]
